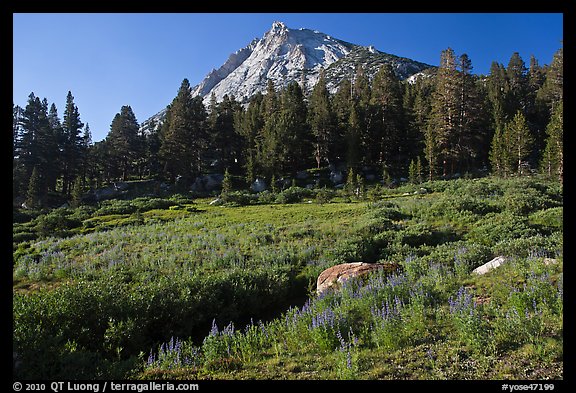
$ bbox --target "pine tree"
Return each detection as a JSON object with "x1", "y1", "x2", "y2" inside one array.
[
  {"x1": 355, "y1": 173, "x2": 365, "y2": 199},
  {"x1": 489, "y1": 125, "x2": 511, "y2": 177},
  {"x1": 345, "y1": 167, "x2": 356, "y2": 196},
  {"x1": 408, "y1": 157, "x2": 424, "y2": 185},
  {"x1": 308, "y1": 70, "x2": 336, "y2": 168},
  {"x1": 159, "y1": 79, "x2": 207, "y2": 184},
  {"x1": 61, "y1": 91, "x2": 85, "y2": 196},
  {"x1": 428, "y1": 49, "x2": 486, "y2": 177},
  {"x1": 258, "y1": 80, "x2": 281, "y2": 178},
  {"x1": 47, "y1": 103, "x2": 65, "y2": 191},
  {"x1": 505, "y1": 52, "x2": 528, "y2": 117},
  {"x1": 526, "y1": 55, "x2": 548, "y2": 156},
  {"x1": 221, "y1": 168, "x2": 233, "y2": 195},
  {"x1": 235, "y1": 93, "x2": 263, "y2": 183},
  {"x1": 352, "y1": 65, "x2": 372, "y2": 165},
  {"x1": 536, "y1": 47, "x2": 563, "y2": 120},
  {"x1": 277, "y1": 81, "x2": 310, "y2": 174},
  {"x1": 25, "y1": 166, "x2": 42, "y2": 209},
  {"x1": 428, "y1": 48, "x2": 460, "y2": 177},
  {"x1": 415, "y1": 156, "x2": 423, "y2": 184},
  {"x1": 504, "y1": 111, "x2": 533, "y2": 175},
  {"x1": 486, "y1": 62, "x2": 509, "y2": 131},
  {"x1": 424, "y1": 122, "x2": 438, "y2": 182},
  {"x1": 408, "y1": 159, "x2": 417, "y2": 184},
  {"x1": 107, "y1": 105, "x2": 141, "y2": 180},
  {"x1": 345, "y1": 102, "x2": 362, "y2": 170},
  {"x1": 370, "y1": 64, "x2": 405, "y2": 172},
  {"x1": 70, "y1": 175, "x2": 84, "y2": 208},
  {"x1": 540, "y1": 100, "x2": 563, "y2": 183},
  {"x1": 455, "y1": 54, "x2": 487, "y2": 173},
  {"x1": 332, "y1": 78, "x2": 353, "y2": 163},
  {"x1": 208, "y1": 94, "x2": 243, "y2": 173},
  {"x1": 18, "y1": 94, "x2": 58, "y2": 199}
]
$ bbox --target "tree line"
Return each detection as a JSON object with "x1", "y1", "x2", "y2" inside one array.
[{"x1": 13, "y1": 47, "x2": 563, "y2": 208}]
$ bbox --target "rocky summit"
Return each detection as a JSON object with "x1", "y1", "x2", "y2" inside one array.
[{"x1": 140, "y1": 21, "x2": 434, "y2": 133}]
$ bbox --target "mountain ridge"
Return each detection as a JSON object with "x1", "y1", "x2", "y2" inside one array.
[{"x1": 141, "y1": 21, "x2": 435, "y2": 133}]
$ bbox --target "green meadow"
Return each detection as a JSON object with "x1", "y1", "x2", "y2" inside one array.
[{"x1": 13, "y1": 176, "x2": 563, "y2": 380}]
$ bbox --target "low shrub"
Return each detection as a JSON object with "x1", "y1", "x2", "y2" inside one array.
[{"x1": 276, "y1": 186, "x2": 314, "y2": 204}]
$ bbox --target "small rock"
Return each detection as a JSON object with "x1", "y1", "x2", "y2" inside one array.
[
  {"x1": 472, "y1": 256, "x2": 507, "y2": 275},
  {"x1": 543, "y1": 258, "x2": 558, "y2": 266},
  {"x1": 250, "y1": 178, "x2": 267, "y2": 192}
]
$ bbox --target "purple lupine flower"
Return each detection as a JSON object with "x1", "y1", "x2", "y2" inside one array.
[
  {"x1": 346, "y1": 350, "x2": 353, "y2": 370},
  {"x1": 209, "y1": 318, "x2": 219, "y2": 337},
  {"x1": 336, "y1": 329, "x2": 345, "y2": 349},
  {"x1": 223, "y1": 321, "x2": 235, "y2": 336},
  {"x1": 258, "y1": 320, "x2": 268, "y2": 339},
  {"x1": 349, "y1": 327, "x2": 358, "y2": 346},
  {"x1": 449, "y1": 286, "x2": 475, "y2": 315},
  {"x1": 147, "y1": 350, "x2": 156, "y2": 367}
]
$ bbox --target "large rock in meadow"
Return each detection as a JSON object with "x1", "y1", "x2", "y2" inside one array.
[{"x1": 316, "y1": 262, "x2": 395, "y2": 296}]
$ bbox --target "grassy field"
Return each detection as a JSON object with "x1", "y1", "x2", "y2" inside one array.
[{"x1": 12, "y1": 176, "x2": 563, "y2": 380}]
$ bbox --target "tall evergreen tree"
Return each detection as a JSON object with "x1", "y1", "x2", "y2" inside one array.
[
  {"x1": 208, "y1": 94, "x2": 243, "y2": 173},
  {"x1": 370, "y1": 64, "x2": 405, "y2": 173},
  {"x1": 536, "y1": 47, "x2": 563, "y2": 118},
  {"x1": 18, "y1": 94, "x2": 58, "y2": 198},
  {"x1": 345, "y1": 102, "x2": 362, "y2": 170},
  {"x1": 428, "y1": 48, "x2": 460, "y2": 177},
  {"x1": 504, "y1": 111, "x2": 533, "y2": 175},
  {"x1": 540, "y1": 100, "x2": 563, "y2": 183},
  {"x1": 61, "y1": 91, "x2": 84, "y2": 196},
  {"x1": 47, "y1": 103, "x2": 64, "y2": 191},
  {"x1": 277, "y1": 81, "x2": 310, "y2": 174},
  {"x1": 505, "y1": 52, "x2": 528, "y2": 117},
  {"x1": 456, "y1": 54, "x2": 488, "y2": 172},
  {"x1": 106, "y1": 105, "x2": 141, "y2": 180},
  {"x1": 428, "y1": 49, "x2": 487, "y2": 177},
  {"x1": 486, "y1": 61, "x2": 509, "y2": 132},
  {"x1": 308, "y1": 70, "x2": 336, "y2": 168},
  {"x1": 235, "y1": 93, "x2": 264, "y2": 183},
  {"x1": 332, "y1": 78, "x2": 353, "y2": 162},
  {"x1": 352, "y1": 65, "x2": 372, "y2": 165},
  {"x1": 159, "y1": 79, "x2": 207, "y2": 184},
  {"x1": 405, "y1": 76, "x2": 434, "y2": 177},
  {"x1": 257, "y1": 80, "x2": 282, "y2": 178},
  {"x1": 489, "y1": 125, "x2": 512, "y2": 177},
  {"x1": 25, "y1": 166, "x2": 42, "y2": 209}
]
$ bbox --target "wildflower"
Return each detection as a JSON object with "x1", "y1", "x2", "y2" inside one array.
[
  {"x1": 209, "y1": 319, "x2": 219, "y2": 337},
  {"x1": 146, "y1": 351, "x2": 156, "y2": 367},
  {"x1": 449, "y1": 286, "x2": 476, "y2": 316}
]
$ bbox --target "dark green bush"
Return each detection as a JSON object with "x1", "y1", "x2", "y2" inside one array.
[
  {"x1": 95, "y1": 199, "x2": 137, "y2": 216},
  {"x1": 219, "y1": 191, "x2": 258, "y2": 206},
  {"x1": 131, "y1": 197, "x2": 178, "y2": 212},
  {"x1": 502, "y1": 185, "x2": 561, "y2": 215},
  {"x1": 276, "y1": 186, "x2": 314, "y2": 204},
  {"x1": 33, "y1": 208, "x2": 81, "y2": 237},
  {"x1": 465, "y1": 212, "x2": 538, "y2": 247}
]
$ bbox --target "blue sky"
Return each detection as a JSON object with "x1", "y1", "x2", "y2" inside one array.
[{"x1": 13, "y1": 13, "x2": 563, "y2": 142}]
